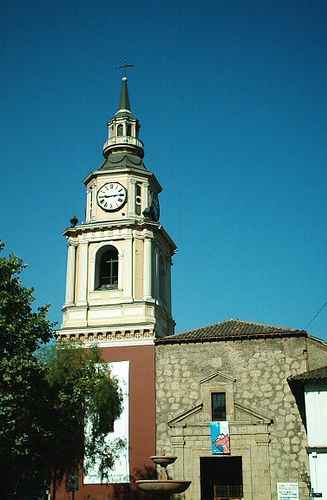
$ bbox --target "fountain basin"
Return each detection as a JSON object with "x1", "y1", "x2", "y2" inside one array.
[
  {"x1": 136, "y1": 480, "x2": 191, "y2": 494},
  {"x1": 150, "y1": 455, "x2": 177, "y2": 467}
]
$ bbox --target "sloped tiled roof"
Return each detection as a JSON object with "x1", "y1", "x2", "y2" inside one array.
[
  {"x1": 156, "y1": 319, "x2": 306, "y2": 345},
  {"x1": 289, "y1": 365, "x2": 327, "y2": 383}
]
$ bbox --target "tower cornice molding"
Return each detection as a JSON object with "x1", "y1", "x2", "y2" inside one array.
[
  {"x1": 83, "y1": 167, "x2": 162, "y2": 193},
  {"x1": 63, "y1": 220, "x2": 176, "y2": 254}
]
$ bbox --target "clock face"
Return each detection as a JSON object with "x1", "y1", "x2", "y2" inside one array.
[
  {"x1": 150, "y1": 192, "x2": 160, "y2": 222},
  {"x1": 97, "y1": 182, "x2": 127, "y2": 212}
]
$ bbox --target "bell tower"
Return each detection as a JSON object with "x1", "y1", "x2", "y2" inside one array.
[
  {"x1": 58, "y1": 74, "x2": 176, "y2": 343},
  {"x1": 56, "y1": 72, "x2": 176, "y2": 494}
]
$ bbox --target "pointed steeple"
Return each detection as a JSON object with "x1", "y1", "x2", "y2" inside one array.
[
  {"x1": 102, "y1": 75, "x2": 144, "y2": 159},
  {"x1": 117, "y1": 76, "x2": 131, "y2": 114}
]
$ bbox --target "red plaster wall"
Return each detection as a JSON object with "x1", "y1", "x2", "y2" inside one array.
[{"x1": 54, "y1": 344, "x2": 156, "y2": 500}]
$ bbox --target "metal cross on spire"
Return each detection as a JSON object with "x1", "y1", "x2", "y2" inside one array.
[{"x1": 118, "y1": 59, "x2": 134, "y2": 77}]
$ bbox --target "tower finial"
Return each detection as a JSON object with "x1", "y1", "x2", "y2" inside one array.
[
  {"x1": 118, "y1": 59, "x2": 134, "y2": 78},
  {"x1": 116, "y1": 60, "x2": 134, "y2": 112}
]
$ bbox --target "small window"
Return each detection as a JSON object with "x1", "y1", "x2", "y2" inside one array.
[
  {"x1": 135, "y1": 183, "x2": 142, "y2": 215},
  {"x1": 117, "y1": 124, "x2": 123, "y2": 136},
  {"x1": 126, "y1": 124, "x2": 132, "y2": 136},
  {"x1": 211, "y1": 392, "x2": 226, "y2": 421},
  {"x1": 96, "y1": 247, "x2": 119, "y2": 289}
]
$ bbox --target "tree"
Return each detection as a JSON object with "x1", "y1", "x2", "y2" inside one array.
[
  {"x1": 41, "y1": 341, "x2": 124, "y2": 495},
  {"x1": 0, "y1": 243, "x2": 123, "y2": 498}
]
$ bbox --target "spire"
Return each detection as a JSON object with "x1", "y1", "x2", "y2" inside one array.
[
  {"x1": 116, "y1": 60, "x2": 134, "y2": 115},
  {"x1": 117, "y1": 76, "x2": 131, "y2": 114},
  {"x1": 102, "y1": 70, "x2": 144, "y2": 160}
]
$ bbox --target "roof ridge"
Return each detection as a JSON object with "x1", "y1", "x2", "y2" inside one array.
[
  {"x1": 232, "y1": 318, "x2": 301, "y2": 331},
  {"x1": 174, "y1": 318, "x2": 302, "y2": 336}
]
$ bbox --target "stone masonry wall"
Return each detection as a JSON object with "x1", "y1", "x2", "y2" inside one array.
[{"x1": 156, "y1": 335, "x2": 327, "y2": 499}]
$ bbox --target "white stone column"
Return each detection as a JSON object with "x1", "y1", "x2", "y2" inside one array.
[
  {"x1": 118, "y1": 251, "x2": 124, "y2": 291},
  {"x1": 76, "y1": 241, "x2": 88, "y2": 306},
  {"x1": 143, "y1": 237, "x2": 152, "y2": 300},
  {"x1": 86, "y1": 183, "x2": 96, "y2": 222},
  {"x1": 129, "y1": 179, "x2": 136, "y2": 215},
  {"x1": 65, "y1": 240, "x2": 76, "y2": 305},
  {"x1": 167, "y1": 257, "x2": 172, "y2": 314},
  {"x1": 124, "y1": 235, "x2": 133, "y2": 299},
  {"x1": 154, "y1": 243, "x2": 160, "y2": 302},
  {"x1": 86, "y1": 188, "x2": 91, "y2": 222}
]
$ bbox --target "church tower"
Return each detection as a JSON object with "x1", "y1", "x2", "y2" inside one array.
[
  {"x1": 57, "y1": 73, "x2": 176, "y2": 496},
  {"x1": 59, "y1": 74, "x2": 176, "y2": 343}
]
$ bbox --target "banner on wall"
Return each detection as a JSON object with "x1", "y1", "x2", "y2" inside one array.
[{"x1": 210, "y1": 421, "x2": 230, "y2": 454}]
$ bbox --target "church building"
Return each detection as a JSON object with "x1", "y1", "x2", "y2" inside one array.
[{"x1": 57, "y1": 74, "x2": 327, "y2": 500}]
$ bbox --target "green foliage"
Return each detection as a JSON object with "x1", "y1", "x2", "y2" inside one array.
[
  {"x1": 40, "y1": 341, "x2": 124, "y2": 485},
  {"x1": 0, "y1": 243, "x2": 123, "y2": 497},
  {"x1": 0, "y1": 243, "x2": 53, "y2": 357}
]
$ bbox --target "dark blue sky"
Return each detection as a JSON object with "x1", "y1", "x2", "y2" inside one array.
[{"x1": 1, "y1": 0, "x2": 327, "y2": 338}]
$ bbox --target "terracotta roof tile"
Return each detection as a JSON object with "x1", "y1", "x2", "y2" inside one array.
[
  {"x1": 289, "y1": 365, "x2": 327, "y2": 383},
  {"x1": 156, "y1": 319, "x2": 306, "y2": 345}
]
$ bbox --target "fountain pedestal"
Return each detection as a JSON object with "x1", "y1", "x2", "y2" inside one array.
[{"x1": 136, "y1": 455, "x2": 191, "y2": 498}]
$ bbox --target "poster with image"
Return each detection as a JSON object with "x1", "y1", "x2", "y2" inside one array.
[{"x1": 210, "y1": 421, "x2": 230, "y2": 454}]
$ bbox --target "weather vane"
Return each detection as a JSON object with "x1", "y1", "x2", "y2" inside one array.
[{"x1": 118, "y1": 59, "x2": 134, "y2": 77}]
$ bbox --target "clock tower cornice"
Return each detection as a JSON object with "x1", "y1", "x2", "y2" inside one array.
[
  {"x1": 83, "y1": 166, "x2": 162, "y2": 194},
  {"x1": 62, "y1": 220, "x2": 177, "y2": 252}
]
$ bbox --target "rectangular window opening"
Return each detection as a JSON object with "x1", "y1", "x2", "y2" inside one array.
[{"x1": 211, "y1": 392, "x2": 226, "y2": 421}]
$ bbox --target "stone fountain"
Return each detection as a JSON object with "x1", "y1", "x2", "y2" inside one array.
[{"x1": 136, "y1": 455, "x2": 191, "y2": 498}]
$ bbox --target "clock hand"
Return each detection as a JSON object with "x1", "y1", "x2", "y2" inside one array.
[{"x1": 102, "y1": 194, "x2": 121, "y2": 198}]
